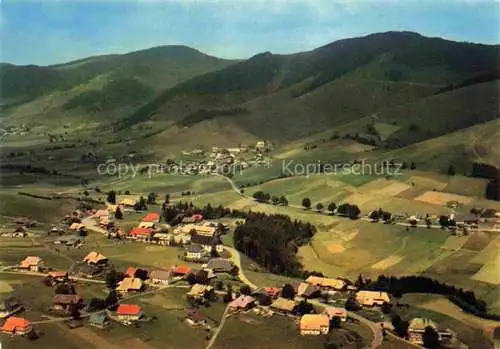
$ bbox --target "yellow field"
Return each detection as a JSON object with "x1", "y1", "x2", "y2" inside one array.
[
  {"x1": 471, "y1": 254, "x2": 500, "y2": 285},
  {"x1": 470, "y1": 238, "x2": 500, "y2": 264},
  {"x1": 414, "y1": 190, "x2": 473, "y2": 206}
]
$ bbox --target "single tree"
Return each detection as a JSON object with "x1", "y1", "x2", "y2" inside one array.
[
  {"x1": 316, "y1": 202, "x2": 324, "y2": 212},
  {"x1": 447, "y1": 165, "x2": 456, "y2": 176},
  {"x1": 279, "y1": 195, "x2": 288, "y2": 206},
  {"x1": 114, "y1": 206, "x2": 123, "y2": 220},
  {"x1": 107, "y1": 190, "x2": 116, "y2": 204},
  {"x1": 281, "y1": 283, "x2": 296, "y2": 300},
  {"x1": 327, "y1": 202, "x2": 337, "y2": 214},
  {"x1": 240, "y1": 284, "x2": 252, "y2": 296},
  {"x1": 302, "y1": 198, "x2": 311, "y2": 210},
  {"x1": 271, "y1": 195, "x2": 280, "y2": 205},
  {"x1": 410, "y1": 162, "x2": 417, "y2": 170},
  {"x1": 330, "y1": 316, "x2": 342, "y2": 329},
  {"x1": 422, "y1": 326, "x2": 440, "y2": 348}
]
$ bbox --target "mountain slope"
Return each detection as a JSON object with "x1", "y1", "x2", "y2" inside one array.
[
  {"x1": 1, "y1": 45, "x2": 236, "y2": 113},
  {"x1": 120, "y1": 31, "x2": 499, "y2": 132}
]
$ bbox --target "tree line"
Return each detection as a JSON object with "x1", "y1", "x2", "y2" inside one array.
[
  {"x1": 364, "y1": 275, "x2": 500, "y2": 320},
  {"x1": 233, "y1": 212, "x2": 317, "y2": 276}
]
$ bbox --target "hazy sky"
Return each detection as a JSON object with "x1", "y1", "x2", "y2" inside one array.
[{"x1": 2, "y1": 0, "x2": 499, "y2": 65}]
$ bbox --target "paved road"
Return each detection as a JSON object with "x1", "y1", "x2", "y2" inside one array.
[{"x1": 0, "y1": 269, "x2": 106, "y2": 284}]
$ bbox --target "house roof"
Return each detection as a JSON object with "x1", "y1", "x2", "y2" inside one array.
[
  {"x1": 356, "y1": 290, "x2": 391, "y2": 302},
  {"x1": 207, "y1": 258, "x2": 233, "y2": 272},
  {"x1": 187, "y1": 308, "x2": 205, "y2": 322},
  {"x1": 142, "y1": 212, "x2": 160, "y2": 222},
  {"x1": 306, "y1": 276, "x2": 346, "y2": 289},
  {"x1": 117, "y1": 277, "x2": 143, "y2": 291},
  {"x1": 53, "y1": 294, "x2": 82, "y2": 305},
  {"x1": 191, "y1": 234, "x2": 222, "y2": 246},
  {"x1": 323, "y1": 307, "x2": 347, "y2": 319},
  {"x1": 119, "y1": 198, "x2": 136, "y2": 206},
  {"x1": 454, "y1": 214, "x2": 480, "y2": 223},
  {"x1": 187, "y1": 284, "x2": 214, "y2": 297},
  {"x1": 125, "y1": 267, "x2": 137, "y2": 278},
  {"x1": 186, "y1": 244, "x2": 203, "y2": 253},
  {"x1": 47, "y1": 271, "x2": 68, "y2": 278},
  {"x1": 180, "y1": 224, "x2": 216, "y2": 236},
  {"x1": 84, "y1": 251, "x2": 107, "y2": 264},
  {"x1": 229, "y1": 295, "x2": 255, "y2": 309},
  {"x1": 297, "y1": 282, "x2": 320, "y2": 297},
  {"x1": 300, "y1": 314, "x2": 329, "y2": 330},
  {"x1": 1, "y1": 317, "x2": 31, "y2": 332},
  {"x1": 116, "y1": 304, "x2": 142, "y2": 315},
  {"x1": 181, "y1": 217, "x2": 196, "y2": 224},
  {"x1": 192, "y1": 214, "x2": 203, "y2": 221},
  {"x1": 149, "y1": 269, "x2": 171, "y2": 281},
  {"x1": 264, "y1": 287, "x2": 281, "y2": 297},
  {"x1": 270, "y1": 297, "x2": 297, "y2": 312},
  {"x1": 129, "y1": 227, "x2": 154, "y2": 237},
  {"x1": 69, "y1": 223, "x2": 85, "y2": 230},
  {"x1": 20, "y1": 256, "x2": 42, "y2": 267},
  {"x1": 172, "y1": 265, "x2": 191, "y2": 275}
]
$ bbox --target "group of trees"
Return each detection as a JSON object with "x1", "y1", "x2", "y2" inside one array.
[
  {"x1": 162, "y1": 201, "x2": 247, "y2": 225},
  {"x1": 233, "y1": 212, "x2": 316, "y2": 276},
  {"x1": 301, "y1": 198, "x2": 360, "y2": 219},
  {"x1": 252, "y1": 191, "x2": 288, "y2": 206},
  {"x1": 365, "y1": 275, "x2": 499, "y2": 320},
  {"x1": 368, "y1": 208, "x2": 392, "y2": 222}
]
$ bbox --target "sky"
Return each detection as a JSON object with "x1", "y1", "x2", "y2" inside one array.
[{"x1": 1, "y1": 0, "x2": 499, "y2": 65}]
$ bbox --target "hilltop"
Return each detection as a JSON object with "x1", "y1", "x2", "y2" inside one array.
[{"x1": 1, "y1": 31, "x2": 499, "y2": 173}]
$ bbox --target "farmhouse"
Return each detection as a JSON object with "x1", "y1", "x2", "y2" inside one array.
[
  {"x1": 185, "y1": 244, "x2": 204, "y2": 261},
  {"x1": 454, "y1": 214, "x2": 480, "y2": 227},
  {"x1": 299, "y1": 314, "x2": 330, "y2": 335},
  {"x1": 323, "y1": 307, "x2": 347, "y2": 322},
  {"x1": 19, "y1": 256, "x2": 43, "y2": 272},
  {"x1": 264, "y1": 287, "x2": 281, "y2": 298},
  {"x1": 270, "y1": 297, "x2": 297, "y2": 314},
  {"x1": 171, "y1": 264, "x2": 191, "y2": 276},
  {"x1": 296, "y1": 282, "x2": 321, "y2": 298},
  {"x1": 116, "y1": 304, "x2": 143, "y2": 322},
  {"x1": 83, "y1": 251, "x2": 107, "y2": 265},
  {"x1": 206, "y1": 258, "x2": 234, "y2": 273},
  {"x1": 53, "y1": 235, "x2": 82, "y2": 246},
  {"x1": 0, "y1": 297, "x2": 23, "y2": 319},
  {"x1": 228, "y1": 295, "x2": 256, "y2": 311},
  {"x1": 47, "y1": 271, "x2": 69, "y2": 283},
  {"x1": 149, "y1": 269, "x2": 171, "y2": 285},
  {"x1": 355, "y1": 290, "x2": 391, "y2": 306},
  {"x1": 93, "y1": 209, "x2": 109, "y2": 219},
  {"x1": 89, "y1": 313, "x2": 110, "y2": 329},
  {"x1": 190, "y1": 234, "x2": 224, "y2": 253},
  {"x1": 128, "y1": 227, "x2": 154, "y2": 241},
  {"x1": 152, "y1": 232, "x2": 172, "y2": 245},
  {"x1": 69, "y1": 222, "x2": 85, "y2": 231},
  {"x1": 186, "y1": 309, "x2": 206, "y2": 326},
  {"x1": 1, "y1": 316, "x2": 32, "y2": 335},
  {"x1": 119, "y1": 198, "x2": 136, "y2": 207},
  {"x1": 408, "y1": 317, "x2": 453, "y2": 345},
  {"x1": 305, "y1": 276, "x2": 346, "y2": 291},
  {"x1": 187, "y1": 284, "x2": 214, "y2": 300},
  {"x1": 179, "y1": 224, "x2": 217, "y2": 237},
  {"x1": 116, "y1": 277, "x2": 143, "y2": 293},
  {"x1": 142, "y1": 212, "x2": 160, "y2": 223},
  {"x1": 52, "y1": 294, "x2": 83, "y2": 313}
]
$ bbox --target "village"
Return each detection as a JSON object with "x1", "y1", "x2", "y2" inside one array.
[{"x1": 0, "y1": 192, "x2": 482, "y2": 349}]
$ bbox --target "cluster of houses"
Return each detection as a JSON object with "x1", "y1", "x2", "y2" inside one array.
[
  {"x1": 176, "y1": 140, "x2": 272, "y2": 176},
  {"x1": 0, "y1": 217, "x2": 37, "y2": 238}
]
